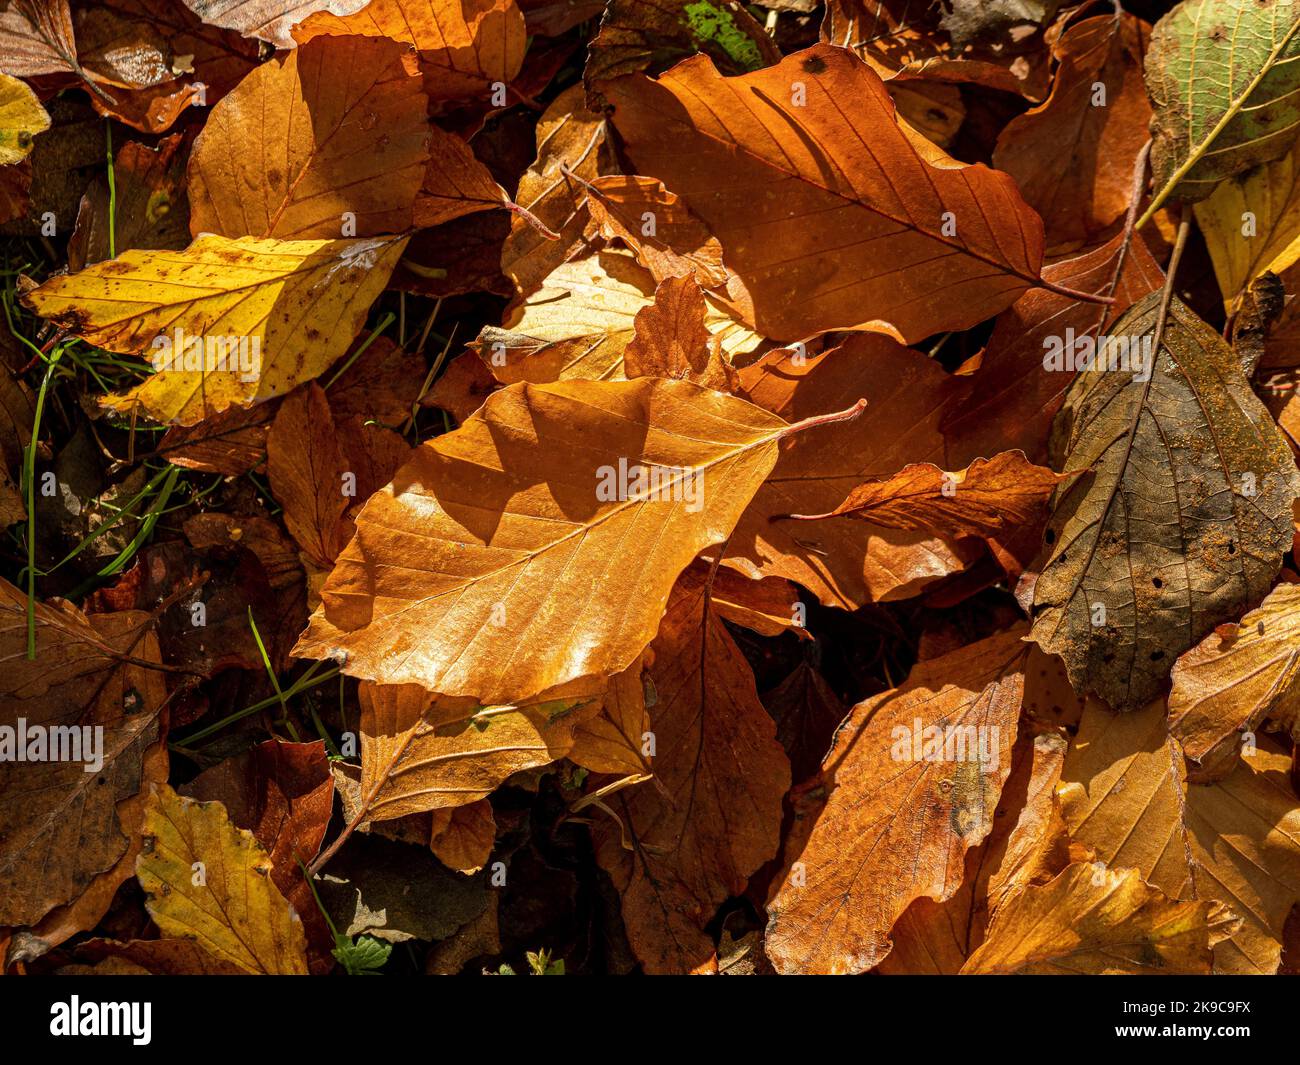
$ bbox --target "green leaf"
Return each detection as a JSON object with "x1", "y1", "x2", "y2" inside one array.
[
  {"x1": 332, "y1": 934, "x2": 392, "y2": 975},
  {"x1": 1144, "y1": 0, "x2": 1300, "y2": 219}
]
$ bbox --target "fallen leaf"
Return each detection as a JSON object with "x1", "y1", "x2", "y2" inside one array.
[
  {"x1": 728, "y1": 333, "x2": 979, "y2": 608},
  {"x1": 878, "y1": 729, "x2": 1071, "y2": 973},
  {"x1": 579, "y1": 173, "x2": 728, "y2": 288},
  {"x1": 568, "y1": 655, "x2": 652, "y2": 777},
  {"x1": 1169, "y1": 581, "x2": 1300, "y2": 780},
  {"x1": 180, "y1": 738, "x2": 335, "y2": 895},
  {"x1": 356, "y1": 682, "x2": 598, "y2": 819},
  {"x1": 785, "y1": 451, "x2": 1067, "y2": 546},
  {"x1": 593, "y1": 570, "x2": 789, "y2": 973},
  {"x1": 623, "y1": 274, "x2": 735, "y2": 391},
  {"x1": 608, "y1": 44, "x2": 1049, "y2": 343},
  {"x1": 267, "y1": 382, "x2": 352, "y2": 570},
  {"x1": 294, "y1": 377, "x2": 800, "y2": 703},
  {"x1": 25, "y1": 233, "x2": 409, "y2": 425},
  {"x1": 962, "y1": 862, "x2": 1238, "y2": 975},
  {"x1": 1197, "y1": 135, "x2": 1300, "y2": 311},
  {"x1": 1145, "y1": 0, "x2": 1300, "y2": 215},
  {"x1": 187, "y1": 36, "x2": 431, "y2": 240},
  {"x1": 765, "y1": 627, "x2": 1029, "y2": 974},
  {"x1": 429, "y1": 799, "x2": 496, "y2": 873},
  {"x1": 1060, "y1": 699, "x2": 1300, "y2": 973},
  {"x1": 0, "y1": 0, "x2": 79, "y2": 79},
  {"x1": 136, "y1": 783, "x2": 309, "y2": 974},
  {"x1": 499, "y1": 84, "x2": 615, "y2": 298},
  {"x1": 0, "y1": 71, "x2": 50, "y2": 165},
  {"x1": 80, "y1": 0, "x2": 260, "y2": 134},
  {"x1": 0, "y1": 582, "x2": 168, "y2": 928},
  {"x1": 993, "y1": 13, "x2": 1151, "y2": 250},
  {"x1": 293, "y1": 0, "x2": 527, "y2": 104},
  {"x1": 68, "y1": 134, "x2": 189, "y2": 271},
  {"x1": 1031, "y1": 292, "x2": 1300, "y2": 712}
]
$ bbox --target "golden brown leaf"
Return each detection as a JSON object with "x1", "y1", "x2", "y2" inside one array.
[
  {"x1": 623, "y1": 274, "x2": 735, "y2": 392},
  {"x1": 594, "y1": 571, "x2": 789, "y2": 973},
  {"x1": 429, "y1": 799, "x2": 496, "y2": 873},
  {"x1": 1169, "y1": 581, "x2": 1300, "y2": 779},
  {"x1": 878, "y1": 729, "x2": 1071, "y2": 974},
  {"x1": 786, "y1": 451, "x2": 1067, "y2": 539},
  {"x1": 294, "y1": 377, "x2": 798, "y2": 704},
  {"x1": 499, "y1": 85, "x2": 615, "y2": 299},
  {"x1": 580, "y1": 174, "x2": 728, "y2": 288},
  {"x1": 607, "y1": 44, "x2": 1048, "y2": 343},
  {"x1": 357, "y1": 682, "x2": 598, "y2": 819},
  {"x1": 188, "y1": 36, "x2": 431, "y2": 240},
  {"x1": 267, "y1": 383, "x2": 352, "y2": 571},
  {"x1": 293, "y1": 0, "x2": 526, "y2": 104},
  {"x1": 728, "y1": 334, "x2": 980, "y2": 607},
  {"x1": 1060, "y1": 699, "x2": 1300, "y2": 973},
  {"x1": 765, "y1": 627, "x2": 1029, "y2": 974},
  {"x1": 962, "y1": 863, "x2": 1238, "y2": 975}
]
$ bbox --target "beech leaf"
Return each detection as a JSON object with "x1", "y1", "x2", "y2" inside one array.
[
  {"x1": 607, "y1": 44, "x2": 1051, "y2": 344},
  {"x1": 765, "y1": 627, "x2": 1029, "y2": 974},
  {"x1": 24, "y1": 234, "x2": 409, "y2": 425},
  {"x1": 294, "y1": 377, "x2": 838, "y2": 704}
]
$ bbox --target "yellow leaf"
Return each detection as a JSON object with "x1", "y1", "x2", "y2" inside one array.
[
  {"x1": 0, "y1": 71, "x2": 50, "y2": 165},
  {"x1": 1196, "y1": 138, "x2": 1300, "y2": 310},
  {"x1": 1170, "y1": 581, "x2": 1300, "y2": 778},
  {"x1": 136, "y1": 784, "x2": 309, "y2": 975},
  {"x1": 962, "y1": 863, "x2": 1239, "y2": 975},
  {"x1": 1060, "y1": 699, "x2": 1300, "y2": 973},
  {"x1": 24, "y1": 233, "x2": 408, "y2": 425}
]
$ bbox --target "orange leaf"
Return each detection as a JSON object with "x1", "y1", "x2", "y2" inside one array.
[{"x1": 607, "y1": 44, "x2": 1050, "y2": 343}]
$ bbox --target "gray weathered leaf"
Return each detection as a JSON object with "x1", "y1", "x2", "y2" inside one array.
[{"x1": 1030, "y1": 292, "x2": 1300, "y2": 712}]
